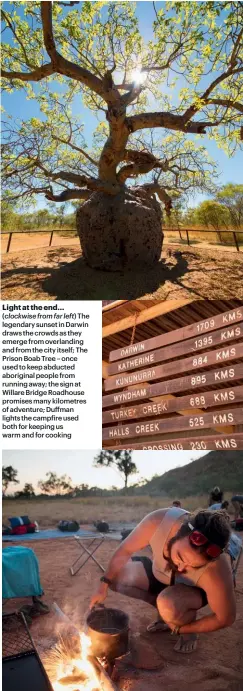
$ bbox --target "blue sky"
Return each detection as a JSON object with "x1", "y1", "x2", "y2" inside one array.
[{"x1": 2, "y1": 1, "x2": 242, "y2": 212}]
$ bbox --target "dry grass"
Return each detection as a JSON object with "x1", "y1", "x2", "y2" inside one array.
[
  {"x1": 164, "y1": 226, "x2": 243, "y2": 248},
  {"x1": 2, "y1": 493, "x2": 233, "y2": 528}
]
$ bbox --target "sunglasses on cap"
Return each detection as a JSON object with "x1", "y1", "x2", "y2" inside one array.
[{"x1": 188, "y1": 522, "x2": 223, "y2": 558}]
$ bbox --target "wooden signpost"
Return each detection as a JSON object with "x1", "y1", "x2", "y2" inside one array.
[
  {"x1": 109, "y1": 307, "x2": 243, "y2": 362},
  {"x1": 102, "y1": 363, "x2": 243, "y2": 408},
  {"x1": 102, "y1": 384, "x2": 243, "y2": 424},
  {"x1": 104, "y1": 343, "x2": 243, "y2": 392},
  {"x1": 107, "y1": 323, "x2": 243, "y2": 375},
  {"x1": 105, "y1": 433, "x2": 243, "y2": 451},
  {"x1": 103, "y1": 305, "x2": 243, "y2": 449},
  {"x1": 102, "y1": 406, "x2": 243, "y2": 440}
]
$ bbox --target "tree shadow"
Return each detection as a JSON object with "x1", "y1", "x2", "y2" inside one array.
[
  {"x1": 42, "y1": 250, "x2": 200, "y2": 299},
  {"x1": 1, "y1": 250, "x2": 206, "y2": 300}
]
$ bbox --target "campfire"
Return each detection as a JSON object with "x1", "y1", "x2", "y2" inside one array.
[
  {"x1": 50, "y1": 632, "x2": 101, "y2": 691},
  {"x1": 46, "y1": 605, "x2": 128, "y2": 690},
  {"x1": 46, "y1": 628, "x2": 121, "y2": 691}
]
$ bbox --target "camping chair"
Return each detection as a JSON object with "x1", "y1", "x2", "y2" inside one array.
[
  {"x1": 2, "y1": 546, "x2": 43, "y2": 600},
  {"x1": 70, "y1": 534, "x2": 106, "y2": 576},
  {"x1": 2, "y1": 546, "x2": 49, "y2": 621}
]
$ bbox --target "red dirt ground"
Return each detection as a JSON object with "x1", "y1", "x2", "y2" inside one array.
[
  {"x1": 3, "y1": 532, "x2": 243, "y2": 691},
  {"x1": 1, "y1": 244, "x2": 243, "y2": 300}
]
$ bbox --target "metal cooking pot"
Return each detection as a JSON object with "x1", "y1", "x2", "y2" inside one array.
[{"x1": 86, "y1": 606, "x2": 129, "y2": 660}]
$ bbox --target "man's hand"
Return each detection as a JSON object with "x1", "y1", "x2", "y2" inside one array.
[{"x1": 90, "y1": 582, "x2": 108, "y2": 609}]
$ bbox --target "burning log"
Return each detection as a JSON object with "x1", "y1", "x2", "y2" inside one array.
[
  {"x1": 58, "y1": 672, "x2": 90, "y2": 685},
  {"x1": 89, "y1": 656, "x2": 119, "y2": 691},
  {"x1": 53, "y1": 656, "x2": 118, "y2": 691},
  {"x1": 50, "y1": 653, "x2": 118, "y2": 691}
]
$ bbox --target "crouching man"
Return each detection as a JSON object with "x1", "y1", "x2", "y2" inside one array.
[{"x1": 90, "y1": 507, "x2": 236, "y2": 653}]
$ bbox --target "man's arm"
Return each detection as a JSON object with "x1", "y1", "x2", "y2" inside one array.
[
  {"x1": 180, "y1": 556, "x2": 236, "y2": 634},
  {"x1": 90, "y1": 510, "x2": 165, "y2": 607},
  {"x1": 104, "y1": 511, "x2": 164, "y2": 577}
]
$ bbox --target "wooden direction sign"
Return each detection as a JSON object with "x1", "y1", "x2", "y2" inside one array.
[
  {"x1": 102, "y1": 406, "x2": 243, "y2": 440},
  {"x1": 107, "y1": 323, "x2": 243, "y2": 375},
  {"x1": 104, "y1": 433, "x2": 243, "y2": 451},
  {"x1": 102, "y1": 363, "x2": 243, "y2": 408},
  {"x1": 102, "y1": 384, "x2": 243, "y2": 424},
  {"x1": 109, "y1": 307, "x2": 243, "y2": 362},
  {"x1": 104, "y1": 343, "x2": 243, "y2": 392},
  {"x1": 103, "y1": 407, "x2": 243, "y2": 439}
]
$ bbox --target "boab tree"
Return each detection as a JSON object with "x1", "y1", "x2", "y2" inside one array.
[{"x1": 1, "y1": 1, "x2": 243, "y2": 269}]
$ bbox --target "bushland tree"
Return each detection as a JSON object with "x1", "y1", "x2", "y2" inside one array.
[
  {"x1": 15, "y1": 483, "x2": 35, "y2": 498},
  {"x1": 194, "y1": 199, "x2": 230, "y2": 241},
  {"x1": 38, "y1": 471, "x2": 73, "y2": 495},
  {"x1": 94, "y1": 450, "x2": 137, "y2": 492},
  {"x1": 35, "y1": 208, "x2": 51, "y2": 228},
  {"x1": 2, "y1": 465, "x2": 19, "y2": 496},
  {"x1": 1, "y1": 197, "x2": 18, "y2": 231},
  {"x1": 216, "y1": 184, "x2": 243, "y2": 229},
  {"x1": 1, "y1": 1, "x2": 243, "y2": 269}
]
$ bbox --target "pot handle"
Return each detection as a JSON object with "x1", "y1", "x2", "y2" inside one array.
[{"x1": 91, "y1": 603, "x2": 106, "y2": 610}]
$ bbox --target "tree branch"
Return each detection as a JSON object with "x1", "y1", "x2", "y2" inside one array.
[
  {"x1": 126, "y1": 112, "x2": 217, "y2": 134},
  {"x1": 117, "y1": 161, "x2": 155, "y2": 183},
  {"x1": 141, "y1": 182, "x2": 173, "y2": 214},
  {"x1": 122, "y1": 149, "x2": 159, "y2": 165},
  {"x1": 121, "y1": 84, "x2": 144, "y2": 107},
  {"x1": 156, "y1": 186, "x2": 173, "y2": 213},
  {"x1": 207, "y1": 98, "x2": 243, "y2": 114},
  {"x1": 230, "y1": 27, "x2": 243, "y2": 67},
  {"x1": 56, "y1": 2, "x2": 80, "y2": 6},
  {"x1": 45, "y1": 178, "x2": 120, "y2": 198},
  {"x1": 34, "y1": 160, "x2": 89, "y2": 186},
  {"x1": 4, "y1": 161, "x2": 36, "y2": 178},
  {"x1": 34, "y1": 160, "x2": 121, "y2": 195},
  {"x1": 40, "y1": 2, "x2": 111, "y2": 99},
  {"x1": 52, "y1": 135, "x2": 99, "y2": 166},
  {"x1": 183, "y1": 26, "x2": 243, "y2": 124},
  {"x1": 1, "y1": 63, "x2": 54, "y2": 82},
  {"x1": 45, "y1": 187, "x2": 91, "y2": 202},
  {"x1": 2, "y1": 3, "x2": 114, "y2": 100},
  {"x1": 1, "y1": 9, "x2": 35, "y2": 69},
  {"x1": 117, "y1": 149, "x2": 167, "y2": 183}
]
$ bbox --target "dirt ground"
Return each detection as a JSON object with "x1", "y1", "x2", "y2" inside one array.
[
  {"x1": 1, "y1": 244, "x2": 243, "y2": 300},
  {"x1": 3, "y1": 533, "x2": 243, "y2": 691}
]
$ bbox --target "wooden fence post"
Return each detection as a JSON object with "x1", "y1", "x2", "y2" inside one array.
[
  {"x1": 49, "y1": 230, "x2": 54, "y2": 247},
  {"x1": 232, "y1": 232, "x2": 240, "y2": 252},
  {"x1": 6, "y1": 232, "x2": 12, "y2": 253}
]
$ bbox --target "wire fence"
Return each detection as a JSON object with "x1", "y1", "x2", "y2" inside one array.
[
  {"x1": 1, "y1": 228, "x2": 78, "y2": 253},
  {"x1": 164, "y1": 227, "x2": 243, "y2": 252},
  {"x1": 1, "y1": 226, "x2": 243, "y2": 253}
]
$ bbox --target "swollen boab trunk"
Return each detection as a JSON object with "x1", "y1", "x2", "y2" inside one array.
[{"x1": 76, "y1": 187, "x2": 163, "y2": 270}]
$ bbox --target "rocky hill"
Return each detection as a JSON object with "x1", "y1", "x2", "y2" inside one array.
[{"x1": 140, "y1": 451, "x2": 243, "y2": 497}]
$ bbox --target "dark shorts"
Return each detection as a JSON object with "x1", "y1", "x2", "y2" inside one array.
[{"x1": 132, "y1": 555, "x2": 208, "y2": 607}]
